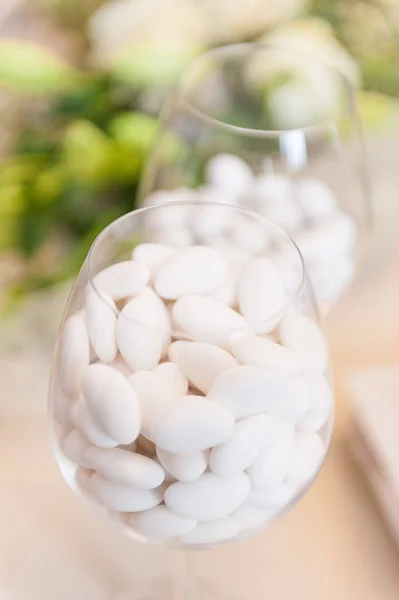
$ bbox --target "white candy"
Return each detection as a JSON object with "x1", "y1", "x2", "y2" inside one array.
[
  {"x1": 128, "y1": 505, "x2": 197, "y2": 540},
  {"x1": 153, "y1": 362, "x2": 188, "y2": 397},
  {"x1": 84, "y1": 447, "x2": 165, "y2": 489},
  {"x1": 208, "y1": 366, "x2": 307, "y2": 420},
  {"x1": 190, "y1": 198, "x2": 232, "y2": 239},
  {"x1": 117, "y1": 287, "x2": 171, "y2": 371},
  {"x1": 131, "y1": 243, "x2": 175, "y2": 278},
  {"x1": 144, "y1": 188, "x2": 193, "y2": 229},
  {"x1": 210, "y1": 261, "x2": 242, "y2": 307},
  {"x1": 157, "y1": 447, "x2": 208, "y2": 482},
  {"x1": 88, "y1": 474, "x2": 166, "y2": 512},
  {"x1": 229, "y1": 214, "x2": 267, "y2": 255},
  {"x1": 154, "y1": 246, "x2": 227, "y2": 300},
  {"x1": 128, "y1": 370, "x2": 177, "y2": 442},
  {"x1": 82, "y1": 364, "x2": 141, "y2": 445},
  {"x1": 165, "y1": 472, "x2": 250, "y2": 521},
  {"x1": 92, "y1": 261, "x2": 149, "y2": 301},
  {"x1": 296, "y1": 375, "x2": 333, "y2": 432},
  {"x1": 232, "y1": 504, "x2": 274, "y2": 531},
  {"x1": 168, "y1": 340, "x2": 190, "y2": 363},
  {"x1": 154, "y1": 227, "x2": 194, "y2": 248},
  {"x1": 296, "y1": 178, "x2": 338, "y2": 221},
  {"x1": 307, "y1": 256, "x2": 354, "y2": 305},
  {"x1": 231, "y1": 330, "x2": 300, "y2": 373},
  {"x1": 180, "y1": 517, "x2": 241, "y2": 545},
  {"x1": 247, "y1": 424, "x2": 294, "y2": 489},
  {"x1": 206, "y1": 154, "x2": 253, "y2": 197},
  {"x1": 285, "y1": 432, "x2": 325, "y2": 485},
  {"x1": 279, "y1": 312, "x2": 328, "y2": 374},
  {"x1": 238, "y1": 258, "x2": 287, "y2": 333},
  {"x1": 58, "y1": 315, "x2": 90, "y2": 398},
  {"x1": 62, "y1": 429, "x2": 91, "y2": 467},
  {"x1": 247, "y1": 482, "x2": 297, "y2": 509},
  {"x1": 153, "y1": 395, "x2": 235, "y2": 453},
  {"x1": 173, "y1": 295, "x2": 249, "y2": 351},
  {"x1": 175, "y1": 342, "x2": 238, "y2": 394},
  {"x1": 294, "y1": 213, "x2": 357, "y2": 262},
  {"x1": 84, "y1": 289, "x2": 117, "y2": 364},
  {"x1": 210, "y1": 414, "x2": 281, "y2": 477},
  {"x1": 71, "y1": 399, "x2": 118, "y2": 448},
  {"x1": 255, "y1": 174, "x2": 302, "y2": 232}
]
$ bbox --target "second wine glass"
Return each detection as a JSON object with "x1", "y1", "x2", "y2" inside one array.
[{"x1": 139, "y1": 42, "x2": 371, "y2": 311}]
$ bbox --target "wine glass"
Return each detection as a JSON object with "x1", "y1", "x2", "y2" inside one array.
[
  {"x1": 49, "y1": 201, "x2": 334, "y2": 599},
  {"x1": 139, "y1": 42, "x2": 372, "y2": 311}
]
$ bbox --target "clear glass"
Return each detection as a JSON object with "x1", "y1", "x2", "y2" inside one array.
[
  {"x1": 49, "y1": 202, "x2": 334, "y2": 597},
  {"x1": 139, "y1": 42, "x2": 371, "y2": 311}
]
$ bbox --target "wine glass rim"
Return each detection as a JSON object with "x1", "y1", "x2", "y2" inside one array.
[
  {"x1": 175, "y1": 41, "x2": 357, "y2": 138},
  {"x1": 86, "y1": 200, "x2": 311, "y2": 328}
]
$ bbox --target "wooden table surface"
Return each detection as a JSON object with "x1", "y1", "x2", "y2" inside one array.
[{"x1": 1, "y1": 133, "x2": 399, "y2": 600}]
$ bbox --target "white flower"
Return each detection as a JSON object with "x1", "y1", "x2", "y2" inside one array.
[
  {"x1": 245, "y1": 19, "x2": 360, "y2": 129},
  {"x1": 88, "y1": 0, "x2": 209, "y2": 85},
  {"x1": 200, "y1": 0, "x2": 305, "y2": 43}
]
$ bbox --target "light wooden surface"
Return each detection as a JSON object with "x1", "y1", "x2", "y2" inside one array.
[{"x1": 1, "y1": 133, "x2": 399, "y2": 600}]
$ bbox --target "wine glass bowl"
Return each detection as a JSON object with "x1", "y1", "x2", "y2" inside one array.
[
  {"x1": 49, "y1": 201, "x2": 334, "y2": 550},
  {"x1": 140, "y1": 42, "x2": 371, "y2": 310}
]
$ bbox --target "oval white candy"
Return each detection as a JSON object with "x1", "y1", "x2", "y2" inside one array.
[
  {"x1": 247, "y1": 482, "x2": 297, "y2": 509},
  {"x1": 238, "y1": 258, "x2": 287, "y2": 333},
  {"x1": 247, "y1": 424, "x2": 294, "y2": 489},
  {"x1": 229, "y1": 214, "x2": 267, "y2": 255},
  {"x1": 285, "y1": 432, "x2": 325, "y2": 485},
  {"x1": 88, "y1": 474, "x2": 166, "y2": 512},
  {"x1": 154, "y1": 362, "x2": 188, "y2": 397},
  {"x1": 206, "y1": 154, "x2": 253, "y2": 197},
  {"x1": 210, "y1": 414, "x2": 281, "y2": 477},
  {"x1": 62, "y1": 429, "x2": 91, "y2": 467},
  {"x1": 296, "y1": 178, "x2": 337, "y2": 221},
  {"x1": 153, "y1": 395, "x2": 235, "y2": 453},
  {"x1": 232, "y1": 504, "x2": 274, "y2": 532},
  {"x1": 208, "y1": 366, "x2": 306, "y2": 420},
  {"x1": 168, "y1": 341, "x2": 190, "y2": 363},
  {"x1": 92, "y1": 261, "x2": 150, "y2": 301},
  {"x1": 296, "y1": 375, "x2": 333, "y2": 432},
  {"x1": 84, "y1": 447, "x2": 165, "y2": 489},
  {"x1": 173, "y1": 295, "x2": 249, "y2": 351},
  {"x1": 190, "y1": 200, "x2": 232, "y2": 239},
  {"x1": 157, "y1": 447, "x2": 208, "y2": 482},
  {"x1": 132, "y1": 243, "x2": 175, "y2": 278},
  {"x1": 70, "y1": 399, "x2": 119, "y2": 448},
  {"x1": 165, "y1": 472, "x2": 250, "y2": 521},
  {"x1": 154, "y1": 227, "x2": 194, "y2": 248},
  {"x1": 255, "y1": 174, "x2": 302, "y2": 233},
  {"x1": 57, "y1": 314, "x2": 90, "y2": 398},
  {"x1": 175, "y1": 342, "x2": 238, "y2": 394},
  {"x1": 117, "y1": 287, "x2": 171, "y2": 370},
  {"x1": 180, "y1": 517, "x2": 241, "y2": 545},
  {"x1": 84, "y1": 289, "x2": 117, "y2": 364},
  {"x1": 128, "y1": 505, "x2": 197, "y2": 540},
  {"x1": 128, "y1": 370, "x2": 177, "y2": 442},
  {"x1": 279, "y1": 312, "x2": 328, "y2": 374},
  {"x1": 82, "y1": 364, "x2": 141, "y2": 444},
  {"x1": 294, "y1": 213, "x2": 357, "y2": 262},
  {"x1": 154, "y1": 246, "x2": 227, "y2": 300},
  {"x1": 231, "y1": 330, "x2": 300, "y2": 373}
]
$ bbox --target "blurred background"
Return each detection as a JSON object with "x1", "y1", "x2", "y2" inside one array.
[{"x1": 1, "y1": 1, "x2": 399, "y2": 599}]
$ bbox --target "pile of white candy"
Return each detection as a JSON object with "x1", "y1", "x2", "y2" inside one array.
[
  {"x1": 54, "y1": 241, "x2": 332, "y2": 547},
  {"x1": 144, "y1": 153, "x2": 358, "y2": 307}
]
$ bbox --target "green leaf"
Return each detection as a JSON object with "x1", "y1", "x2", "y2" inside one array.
[
  {"x1": 111, "y1": 44, "x2": 197, "y2": 87},
  {"x1": 18, "y1": 211, "x2": 53, "y2": 257},
  {"x1": 33, "y1": 165, "x2": 65, "y2": 206},
  {"x1": 63, "y1": 119, "x2": 114, "y2": 186},
  {"x1": 0, "y1": 184, "x2": 25, "y2": 217},
  {"x1": 0, "y1": 39, "x2": 79, "y2": 94},
  {"x1": 108, "y1": 112, "x2": 159, "y2": 153}
]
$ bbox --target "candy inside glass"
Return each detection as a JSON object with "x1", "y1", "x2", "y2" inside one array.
[
  {"x1": 140, "y1": 42, "x2": 372, "y2": 311},
  {"x1": 49, "y1": 201, "x2": 334, "y2": 599}
]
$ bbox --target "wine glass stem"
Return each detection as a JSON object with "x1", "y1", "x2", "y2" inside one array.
[{"x1": 174, "y1": 551, "x2": 197, "y2": 600}]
